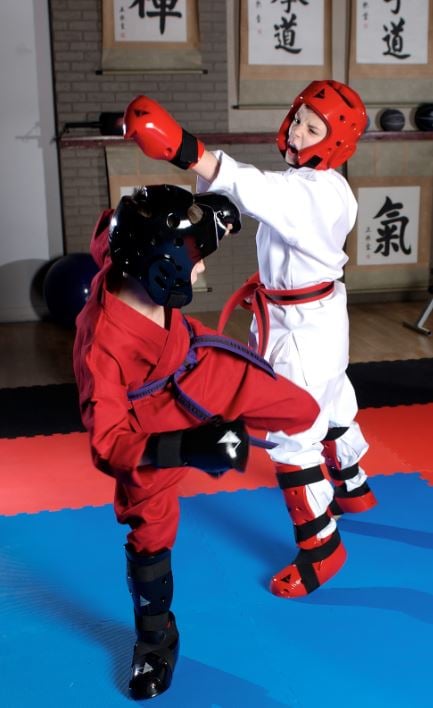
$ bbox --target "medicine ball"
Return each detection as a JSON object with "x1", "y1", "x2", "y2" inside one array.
[
  {"x1": 378, "y1": 108, "x2": 405, "y2": 131},
  {"x1": 43, "y1": 253, "x2": 99, "y2": 328},
  {"x1": 414, "y1": 104, "x2": 433, "y2": 131}
]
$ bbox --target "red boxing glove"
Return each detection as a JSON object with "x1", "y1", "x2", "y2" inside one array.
[{"x1": 123, "y1": 95, "x2": 205, "y2": 170}]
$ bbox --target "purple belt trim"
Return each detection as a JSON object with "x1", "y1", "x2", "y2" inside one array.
[{"x1": 127, "y1": 321, "x2": 277, "y2": 450}]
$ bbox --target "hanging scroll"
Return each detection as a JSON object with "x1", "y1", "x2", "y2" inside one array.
[
  {"x1": 355, "y1": 0, "x2": 429, "y2": 66},
  {"x1": 356, "y1": 186, "x2": 420, "y2": 266},
  {"x1": 345, "y1": 176, "x2": 433, "y2": 294},
  {"x1": 101, "y1": 0, "x2": 202, "y2": 73},
  {"x1": 349, "y1": 0, "x2": 433, "y2": 103},
  {"x1": 238, "y1": 0, "x2": 332, "y2": 108}
]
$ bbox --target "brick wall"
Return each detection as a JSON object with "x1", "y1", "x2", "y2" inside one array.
[{"x1": 51, "y1": 0, "x2": 278, "y2": 311}]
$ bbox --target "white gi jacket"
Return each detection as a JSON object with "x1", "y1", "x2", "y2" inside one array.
[{"x1": 198, "y1": 150, "x2": 368, "y2": 470}]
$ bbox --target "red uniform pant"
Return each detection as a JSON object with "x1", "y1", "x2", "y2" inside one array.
[{"x1": 113, "y1": 347, "x2": 318, "y2": 553}]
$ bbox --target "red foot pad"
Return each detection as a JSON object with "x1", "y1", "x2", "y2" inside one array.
[
  {"x1": 330, "y1": 484, "x2": 378, "y2": 516},
  {"x1": 270, "y1": 531, "x2": 347, "y2": 598}
]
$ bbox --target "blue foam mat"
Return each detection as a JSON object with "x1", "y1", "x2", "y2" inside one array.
[{"x1": 1, "y1": 473, "x2": 433, "y2": 708}]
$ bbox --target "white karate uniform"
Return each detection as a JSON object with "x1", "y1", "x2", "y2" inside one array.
[{"x1": 198, "y1": 151, "x2": 368, "y2": 530}]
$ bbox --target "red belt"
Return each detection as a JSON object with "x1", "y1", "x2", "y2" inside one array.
[{"x1": 217, "y1": 272, "x2": 334, "y2": 356}]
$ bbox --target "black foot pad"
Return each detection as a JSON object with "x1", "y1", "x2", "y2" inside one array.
[{"x1": 129, "y1": 639, "x2": 179, "y2": 700}]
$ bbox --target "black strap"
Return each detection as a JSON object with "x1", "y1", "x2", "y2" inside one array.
[
  {"x1": 135, "y1": 612, "x2": 170, "y2": 632},
  {"x1": 334, "y1": 480, "x2": 371, "y2": 499},
  {"x1": 146, "y1": 430, "x2": 183, "y2": 468},
  {"x1": 322, "y1": 426, "x2": 349, "y2": 441},
  {"x1": 171, "y1": 129, "x2": 199, "y2": 170},
  {"x1": 294, "y1": 529, "x2": 341, "y2": 565},
  {"x1": 276, "y1": 464, "x2": 324, "y2": 489},
  {"x1": 295, "y1": 531, "x2": 341, "y2": 593},
  {"x1": 126, "y1": 551, "x2": 172, "y2": 583},
  {"x1": 329, "y1": 462, "x2": 359, "y2": 482},
  {"x1": 295, "y1": 512, "x2": 332, "y2": 544}
]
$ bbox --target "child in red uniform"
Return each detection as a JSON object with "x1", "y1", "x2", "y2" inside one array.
[{"x1": 73, "y1": 184, "x2": 319, "y2": 701}]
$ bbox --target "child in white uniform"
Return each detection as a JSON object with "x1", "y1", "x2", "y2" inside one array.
[{"x1": 122, "y1": 80, "x2": 377, "y2": 599}]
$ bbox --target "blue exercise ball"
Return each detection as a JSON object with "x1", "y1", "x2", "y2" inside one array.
[{"x1": 43, "y1": 253, "x2": 99, "y2": 327}]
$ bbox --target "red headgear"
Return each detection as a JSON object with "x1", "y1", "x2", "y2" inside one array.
[{"x1": 277, "y1": 80, "x2": 368, "y2": 170}]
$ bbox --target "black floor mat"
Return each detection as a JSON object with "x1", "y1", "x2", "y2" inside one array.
[{"x1": 1, "y1": 358, "x2": 433, "y2": 438}]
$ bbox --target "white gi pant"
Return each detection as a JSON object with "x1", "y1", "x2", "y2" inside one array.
[{"x1": 251, "y1": 283, "x2": 369, "y2": 540}]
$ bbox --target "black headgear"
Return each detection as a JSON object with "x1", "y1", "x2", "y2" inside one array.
[{"x1": 109, "y1": 184, "x2": 241, "y2": 308}]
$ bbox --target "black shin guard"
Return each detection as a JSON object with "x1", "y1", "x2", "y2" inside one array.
[{"x1": 126, "y1": 545, "x2": 179, "y2": 700}]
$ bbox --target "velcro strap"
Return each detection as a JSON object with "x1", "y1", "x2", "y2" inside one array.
[
  {"x1": 136, "y1": 611, "x2": 170, "y2": 632},
  {"x1": 322, "y1": 426, "x2": 349, "y2": 441},
  {"x1": 294, "y1": 529, "x2": 341, "y2": 565},
  {"x1": 329, "y1": 462, "x2": 359, "y2": 482},
  {"x1": 171, "y1": 129, "x2": 199, "y2": 169},
  {"x1": 151, "y1": 430, "x2": 183, "y2": 468},
  {"x1": 295, "y1": 511, "x2": 332, "y2": 544},
  {"x1": 334, "y1": 480, "x2": 371, "y2": 499},
  {"x1": 276, "y1": 464, "x2": 323, "y2": 489},
  {"x1": 293, "y1": 531, "x2": 341, "y2": 593},
  {"x1": 127, "y1": 553, "x2": 172, "y2": 583}
]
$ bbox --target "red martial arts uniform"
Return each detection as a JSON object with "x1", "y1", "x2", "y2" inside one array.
[{"x1": 73, "y1": 213, "x2": 319, "y2": 555}]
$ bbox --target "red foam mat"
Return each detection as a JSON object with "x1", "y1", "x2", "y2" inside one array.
[{"x1": 1, "y1": 403, "x2": 433, "y2": 515}]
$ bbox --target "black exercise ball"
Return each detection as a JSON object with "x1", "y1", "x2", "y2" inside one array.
[
  {"x1": 414, "y1": 104, "x2": 433, "y2": 131},
  {"x1": 43, "y1": 253, "x2": 99, "y2": 328},
  {"x1": 379, "y1": 108, "x2": 405, "y2": 131}
]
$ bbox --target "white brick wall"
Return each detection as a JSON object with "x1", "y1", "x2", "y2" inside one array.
[{"x1": 51, "y1": 0, "x2": 283, "y2": 311}]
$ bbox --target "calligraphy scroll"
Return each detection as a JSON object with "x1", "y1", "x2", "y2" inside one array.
[
  {"x1": 349, "y1": 0, "x2": 433, "y2": 103},
  {"x1": 101, "y1": 0, "x2": 202, "y2": 73},
  {"x1": 345, "y1": 176, "x2": 433, "y2": 295},
  {"x1": 238, "y1": 0, "x2": 332, "y2": 108}
]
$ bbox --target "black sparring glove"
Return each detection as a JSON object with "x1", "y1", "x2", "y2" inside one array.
[
  {"x1": 146, "y1": 418, "x2": 249, "y2": 477},
  {"x1": 194, "y1": 192, "x2": 242, "y2": 234}
]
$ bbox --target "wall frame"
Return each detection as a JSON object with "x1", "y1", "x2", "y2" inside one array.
[
  {"x1": 345, "y1": 176, "x2": 433, "y2": 294},
  {"x1": 349, "y1": 0, "x2": 433, "y2": 80},
  {"x1": 101, "y1": 0, "x2": 202, "y2": 73},
  {"x1": 237, "y1": 0, "x2": 332, "y2": 108}
]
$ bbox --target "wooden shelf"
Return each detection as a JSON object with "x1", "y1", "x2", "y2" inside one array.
[
  {"x1": 362, "y1": 130, "x2": 433, "y2": 141},
  {"x1": 58, "y1": 133, "x2": 275, "y2": 148},
  {"x1": 58, "y1": 130, "x2": 433, "y2": 149}
]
